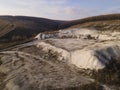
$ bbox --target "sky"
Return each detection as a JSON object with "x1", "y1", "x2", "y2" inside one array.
[{"x1": 0, "y1": 0, "x2": 120, "y2": 20}]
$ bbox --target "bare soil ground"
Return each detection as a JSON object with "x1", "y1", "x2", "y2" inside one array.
[{"x1": 0, "y1": 45, "x2": 97, "y2": 90}]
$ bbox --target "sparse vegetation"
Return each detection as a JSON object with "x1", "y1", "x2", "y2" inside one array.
[
  {"x1": 0, "y1": 16, "x2": 64, "y2": 43},
  {"x1": 59, "y1": 14, "x2": 120, "y2": 29},
  {"x1": 41, "y1": 49, "x2": 64, "y2": 62},
  {"x1": 71, "y1": 20, "x2": 120, "y2": 31},
  {"x1": 0, "y1": 60, "x2": 2, "y2": 65},
  {"x1": 76, "y1": 57, "x2": 120, "y2": 87},
  {"x1": 90, "y1": 58, "x2": 120, "y2": 86},
  {"x1": 0, "y1": 14, "x2": 120, "y2": 90},
  {"x1": 0, "y1": 73, "x2": 6, "y2": 90},
  {"x1": 0, "y1": 14, "x2": 120, "y2": 44},
  {"x1": 52, "y1": 82, "x2": 103, "y2": 90}
]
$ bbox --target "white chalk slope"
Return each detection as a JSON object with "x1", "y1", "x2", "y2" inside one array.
[{"x1": 36, "y1": 28, "x2": 120, "y2": 70}]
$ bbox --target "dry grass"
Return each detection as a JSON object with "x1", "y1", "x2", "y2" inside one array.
[
  {"x1": 52, "y1": 82, "x2": 103, "y2": 90},
  {"x1": 0, "y1": 73, "x2": 6, "y2": 90},
  {"x1": 59, "y1": 14, "x2": 120, "y2": 29},
  {"x1": 0, "y1": 14, "x2": 120, "y2": 43},
  {"x1": 90, "y1": 58, "x2": 120, "y2": 86}
]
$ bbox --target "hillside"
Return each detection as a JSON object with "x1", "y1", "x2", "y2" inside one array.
[
  {"x1": 0, "y1": 14, "x2": 120, "y2": 43},
  {"x1": 0, "y1": 14, "x2": 120, "y2": 90},
  {"x1": 59, "y1": 14, "x2": 120, "y2": 29},
  {"x1": 0, "y1": 14, "x2": 120, "y2": 50},
  {"x1": 64, "y1": 20, "x2": 120, "y2": 31},
  {"x1": 0, "y1": 16, "x2": 65, "y2": 49},
  {"x1": 0, "y1": 16, "x2": 65, "y2": 42}
]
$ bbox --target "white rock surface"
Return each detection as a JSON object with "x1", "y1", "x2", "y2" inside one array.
[
  {"x1": 37, "y1": 39, "x2": 120, "y2": 70},
  {"x1": 58, "y1": 28, "x2": 98, "y2": 38},
  {"x1": 34, "y1": 28, "x2": 120, "y2": 70},
  {"x1": 35, "y1": 28, "x2": 120, "y2": 40},
  {"x1": 36, "y1": 41, "x2": 70, "y2": 61}
]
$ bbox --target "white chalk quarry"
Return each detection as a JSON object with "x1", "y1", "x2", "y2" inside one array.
[
  {"x1": 37, "y1": 39, "x2": 120, "y2": 70},
  {"x1": 35, "y1": 28, "x2": 120, "y2": 70},
  {"x1": 35, "y1": 28, "x2": 120, "y2": 40}
]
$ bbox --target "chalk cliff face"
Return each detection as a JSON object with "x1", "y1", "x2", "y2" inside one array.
[
  {"x1": 35, "y1": 28, "x2": 120, "y2": 40},
  {"x1": 34, "y1": 27, "x2": 120, "y2": 70},
  {"x1": 36, "y1": 38, "x2": 120, "y2": 70}
]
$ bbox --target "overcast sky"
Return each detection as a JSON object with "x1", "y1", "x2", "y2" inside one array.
[{"x1": 0, "y1": 0, "x2": 120, "y2": 20}]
